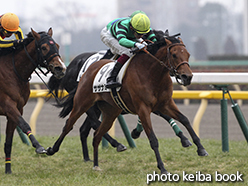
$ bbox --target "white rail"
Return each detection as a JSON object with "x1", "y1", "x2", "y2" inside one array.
[
  {"x1": 29, "y1": 72, "x2": 248, "y2": 136},
  {"x1": 31, "y1": 72, "x2": 248, "y2": 85}
]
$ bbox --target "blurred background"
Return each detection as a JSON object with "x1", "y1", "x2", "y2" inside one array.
[
  {"x1": 1, "y1": 0, "x2": 248, "y2": 140},
  {"x1": 1, "y1": 0, "x2": 247, "y2": 63}
]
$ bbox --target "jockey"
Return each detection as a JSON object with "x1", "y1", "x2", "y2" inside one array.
[
  {"x1": 101, "y1": 11, "x2": 157, "y2": 89},
  {"x1": 0, "y1": 13, "x2": 24, "y2": 48}
]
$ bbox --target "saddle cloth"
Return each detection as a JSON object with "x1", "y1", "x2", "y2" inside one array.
[
  {"x1": 93, "y1": 59, "x2": 131, "y2": 93},
  {"x1": 76, "y1": 50, "x2": 131, "y2": 93},
  {"x1": 76, "y1": 50, "x2": 106, "y2": 82}
]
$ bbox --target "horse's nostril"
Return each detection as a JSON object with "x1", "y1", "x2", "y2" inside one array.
[
  {"x1": 181, "y1": 74, "x2": 188, "y2": 80},
  {"x1": 181, "y1": 74, "x2": 192, "y2": 81},
  {"x1": 54, "y1": 66, "x2": 63, "y2": 72}
]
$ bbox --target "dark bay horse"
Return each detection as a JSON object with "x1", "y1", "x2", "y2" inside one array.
[
  {"x1": 0, "y1": 28, "x2": 66, "y2": 174},
  {"x1": 47, "y1": 34, "x2": 208, "y2": 173}
]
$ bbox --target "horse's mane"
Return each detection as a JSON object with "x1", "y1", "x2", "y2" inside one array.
[
  {"x1": 144, "y1": 29, "x2": 180, "y2": 55},
  {"x1": 0, "y1": 31, "x2": 46, "y2": 56}
]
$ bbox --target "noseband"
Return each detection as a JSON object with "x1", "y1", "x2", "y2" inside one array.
[{"x1": 165, "y1": 43, "x2": 189, "y2": 74}]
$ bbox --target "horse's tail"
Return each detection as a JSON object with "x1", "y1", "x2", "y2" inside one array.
[{"x1": 56, "y1": 87, "x2": 77, "y2": 118}]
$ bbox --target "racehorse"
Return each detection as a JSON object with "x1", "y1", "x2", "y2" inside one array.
[
  {"x1": 47, "y1": 30, "x2": 192, "y2": 161},
  {"x1": 46, "y1": 32, "x2": 208, "y2": 174},
  {"x1": 48, "y1": 54, "x2": 128, "y2": 162},
  {"x1": 0, "y1": 28, "x2": 66, "y2": 174}
]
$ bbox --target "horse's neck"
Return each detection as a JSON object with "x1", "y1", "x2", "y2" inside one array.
[
  {"x1": 15, "y1": 41, "x2": 37, "y2": 79},
  {"x1": 132, "y1": 53, "x2": 170, "y2": 86}
]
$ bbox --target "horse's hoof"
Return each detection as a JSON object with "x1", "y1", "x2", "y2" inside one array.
[
  {"x1": 93, "y1": 166, "x2": 102, "y2": 171},
  {"x1": 161, "y1": 170, "x2": 169, "y2": 175},
  {"x1": 116, "y1": 143, "x2": 127, "y2": 152},
  {"x1": 181, "y1": 139, "x2": 192, "y2": 148},
  {"x1": 5, "y1": 170, "x2": 12, "y2": 174},
  {"x1": 197, "y1": 148, "x2": 208, "y2": 156},
  {"x1": 35, "y1": 146, "x2": 47, "y2": 154},
  {"x1": 131, "y1": 129, "x2": 141, "y2": 139},
  {"x1": 46, "y1": 147, "x2": 55, "y2": 156},
  {"x1": 84, "y1": 158, "x2": 93, "y2": 162}
]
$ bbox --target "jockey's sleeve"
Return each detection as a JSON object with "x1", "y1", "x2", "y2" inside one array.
[
  {"x1": 0, "y1": 27, "x2": 24, "y2": 48},
  {"x1": 14, "y1": 27, "x2": 24, "y2": 40},
  {"x1": 109, "y1": 18, "x2": 136, "y2": 48},
  {"x1": 0, "y1": 37, "x2": 15, "y2": 48},
  {"x1": 145, "y1": 30, "x2": 157, "y2": 42}
]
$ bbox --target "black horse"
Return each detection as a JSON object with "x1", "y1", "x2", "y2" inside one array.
[
  {"x1": 47, "y1": 30, "x2": 192, "y2": 162},
  {"x1": 49, "y1": 53, "x2": 127, "y2": 162}
]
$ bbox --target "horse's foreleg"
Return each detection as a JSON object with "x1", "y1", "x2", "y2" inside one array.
[
  {"x1": 47, "y1": 97, "x2": 89, "y2": 156},
  {"x1": 176, "y1": 112, "x2": 208, "y2": 156},
  {"x1": 4, "y1": 121, "x2": 15, "y2": 174},
  {"x1": 91, "y1": 118, "x2": 127, "y2": 152},
  {"x1": 17, "y1": 116, "x2": 46, "y2": 154},
  {"x1": 93, "y1": 103, "x2": 120, "y2": 170},
  {"x1": 138, "y1": 108, "x2": 168, "y2": 174},
  {"x1": 46, "y1": 118, "x2": 74, "y2": 155},
  {"x1": 79, "y1": 117, "x2": 93, "y2": 161},
  {"x1": 7, "y1": 105, "x2": 46, "y2": 154},
  {"x1": 93, "y1": 121, "x2": 117, "y2": 169},
  {"x1": 131, "y1": 117, "x2": 143, "y2": 139},
  {"x1": 153, "y1": 111, "x2": 192, "y2": 147},
  {"x1": 164, "y1": 100, "x2": 208, "y2": 156},
  {"x1": 87, "y1": 106, "x2": 127, "y2": 152}
]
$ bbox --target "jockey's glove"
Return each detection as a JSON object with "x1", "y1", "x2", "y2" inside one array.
[
  {"x1": 13, "y1": 39, "x2": 24, "y2": 47},
  {"x1": 135, "y1": 42, "x2": 146, "y2": 50}
]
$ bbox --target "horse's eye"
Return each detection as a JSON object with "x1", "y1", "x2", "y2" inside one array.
[
  {"x1": 41, "y1": 46, "x2": 47, "y2": 50},
  {"x1": 172, "y1": 54, "x2": 177, "y2": 58}
]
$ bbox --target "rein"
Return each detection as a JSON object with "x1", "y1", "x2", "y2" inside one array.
[
  {"x1": 12, "y1": 34, "x2": 61, "y2": 102},
  {"x1": 143, "y1": 42, "x2": 189, "y2": 76},
  {"x1": 141, "y1": 42, "x2": 190, "y2": 85}
]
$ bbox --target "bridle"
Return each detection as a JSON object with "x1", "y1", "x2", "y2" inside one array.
[
  {"x1": 165, "y1": 43, "x2": 189, "y2": 76},
  {"x1": 143, "y1": 42, "x2": 190, "y2": 85},
  {"x1": 12, "y1": 33, "x2": 60, "y2": 82},
  {"x1": 35, "y1": 34, "x2": 60, "y2": 67}
]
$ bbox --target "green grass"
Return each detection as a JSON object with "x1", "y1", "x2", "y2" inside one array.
[{"x1": 0, "y1": 136, "x2": 247, "y2": 186}]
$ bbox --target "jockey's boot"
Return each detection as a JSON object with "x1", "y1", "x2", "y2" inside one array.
[
  {"x1": 106, "y1": 62, "x2": 123, "y2": 89},
  {"x1": 106, "y1": 54, "x2": 130, "y2": 89}
]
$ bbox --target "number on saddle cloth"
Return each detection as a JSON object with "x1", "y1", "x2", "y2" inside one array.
[{"x1": 93, "y1": 57, "x2": 132, "y2": 93}]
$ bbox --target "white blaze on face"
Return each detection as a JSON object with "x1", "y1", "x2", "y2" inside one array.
[{"x1": 59, "y1": 58, "x2": 67, "y2": 70}]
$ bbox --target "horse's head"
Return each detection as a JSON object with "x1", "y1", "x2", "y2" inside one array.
[
  {"x1": 31, "y1": 28, "x2": 66, "y2": 79},
  {"x1": 163, "y1": 36, "x2": 192, "y2": 86}
]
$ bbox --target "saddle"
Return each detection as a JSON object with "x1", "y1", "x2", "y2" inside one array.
[{"x1": 76, "y1": 49, "x2": 118, "y2": 82}]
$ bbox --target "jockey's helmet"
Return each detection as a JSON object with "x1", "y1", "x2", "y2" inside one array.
[
  {"x1": 1, "y1": 13, "x2": 20, "y2": 32},
  {"x1": 130, "y1": 13, "x2": 150, "y2": 34},
  {"x1": 130, "y1": 10, "x2": 146, "y2": 18}
]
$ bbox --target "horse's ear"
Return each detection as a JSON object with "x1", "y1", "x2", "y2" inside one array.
[
  {"x1": 178, "y1": 37, "x2": 184, "y2": 44},
  {"x1": 164, "y1": 29, "x2": 169, "y2": 36},
  {"x1": 164, "y1": 38, "x2": 172, "y2": 45},
  {"x1": 31, "y1": 28, "x2": 40, "y2": 40},
  {"x1": 48, "y1": 27, "x2": 53, "y2": 37}
]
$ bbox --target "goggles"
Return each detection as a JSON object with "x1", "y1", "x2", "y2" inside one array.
[
  {"x1": 3, "y1": 29, "x2": 14, "y2": 34},
  {"x1": 135, "y1": 32, "x2": 144, "y2": 36}
]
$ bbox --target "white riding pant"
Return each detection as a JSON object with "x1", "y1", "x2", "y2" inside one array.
[{"x1": 100, "y1": 27, "x2": 133, "y2": 57}]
